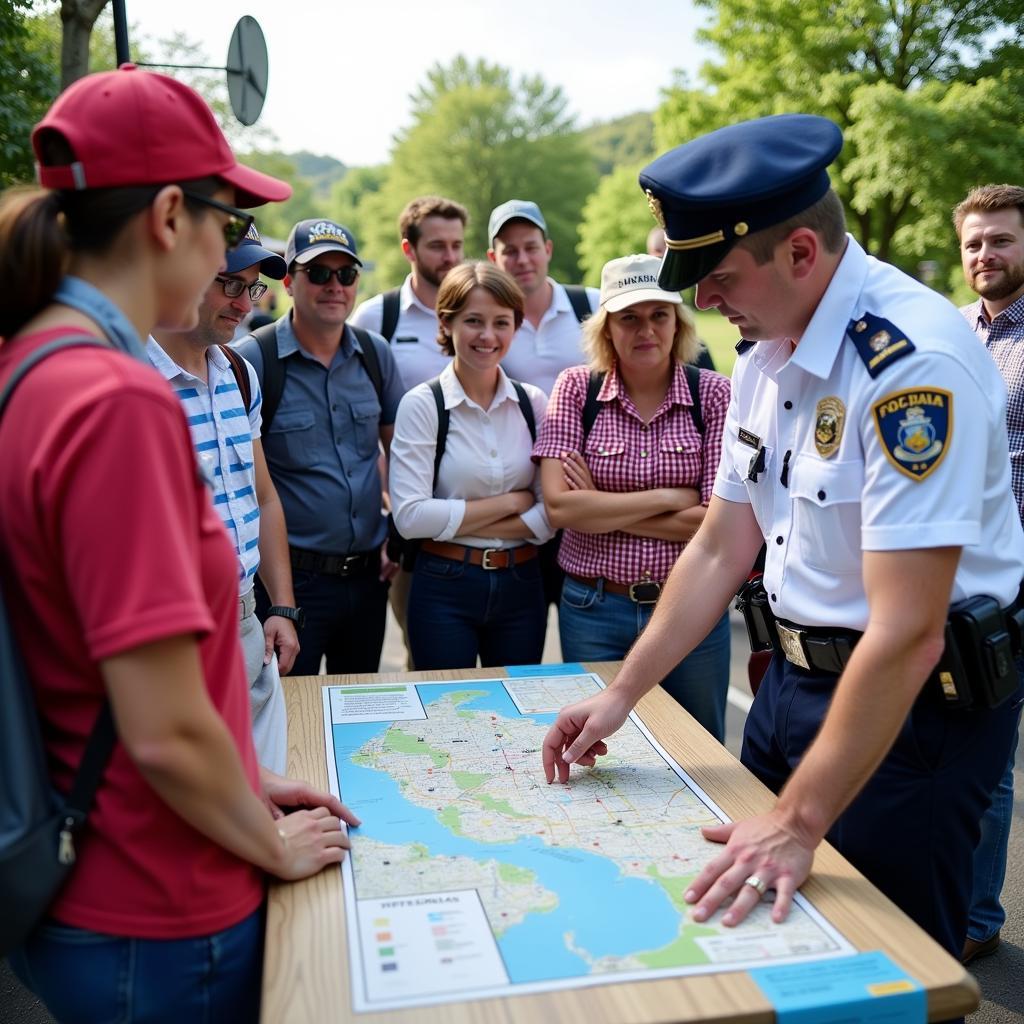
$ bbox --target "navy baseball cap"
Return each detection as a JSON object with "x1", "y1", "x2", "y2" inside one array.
[
  {"x1": 488, "y1": 199, "x2": 547, "y2": 245},
  {"x1": 225, "y1": 221, "x2": 286, "y2": 279},
  {"x1": 285, "y1": 218, "x2": 361, "y2": 267},
  {"x1": 639, "y1": 114, "x2": 844, "y2": 291}
]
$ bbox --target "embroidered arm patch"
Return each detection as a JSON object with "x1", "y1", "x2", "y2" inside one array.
[
  {"x1": 848, "y1": 313, "x2": 916, "y2": 377},
  {"x1": 871, "y1": 388, "x2": 952, "y2": 481}
]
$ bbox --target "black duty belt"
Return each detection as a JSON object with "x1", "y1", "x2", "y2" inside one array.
[
  {"x1": 289, "y1": 547, "x2": 377, "y2": 577},
  {"x1": 772, "y1": 620, "x2": 863, "y2": 674}
]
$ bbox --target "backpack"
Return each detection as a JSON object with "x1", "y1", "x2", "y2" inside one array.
[
  {"x1": 581, "y1": 363, "x2": 704, "y2": 442},
  {"x1": 0, "y1": 336, "x2": 117, "y2": 956},
  {"x1": 219, "y1": 343, "x2": 252, "y2": 413},
  {"x1": 387, "y1": 376, "x2": 537, "y2": 570},
  {"x1": 249, "y1": 321, "x2": 384, "y2": 435},
  {"x1": 382, "y1": 284, "x2": 591, "y2": 339}
]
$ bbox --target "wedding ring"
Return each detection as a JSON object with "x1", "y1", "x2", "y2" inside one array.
[{"x1": 743, "y1": 874, "x2": 768, "y2": 898}]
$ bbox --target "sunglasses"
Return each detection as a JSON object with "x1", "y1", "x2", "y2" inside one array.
[
  {"x1": 180, "y1": 189, "x2": 254, "y2": 250},
  {"x1": 216, "y1": 275, "x2": 268, "y2": 302},
  {"x1": 296, "y1": 264, "x2": 360, "y2": 287}
]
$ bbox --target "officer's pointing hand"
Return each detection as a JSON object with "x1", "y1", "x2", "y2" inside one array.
[
  {"x1": 683, "y1": 810, "x2": 816, "y2": 927},
  {"x1": 541, "y1": 690, "x2": 632, "y2": 784}
]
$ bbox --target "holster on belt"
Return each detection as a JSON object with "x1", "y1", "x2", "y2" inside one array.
[{"x1": 734, "y1": 576, "x2": 776, "y2": 653}]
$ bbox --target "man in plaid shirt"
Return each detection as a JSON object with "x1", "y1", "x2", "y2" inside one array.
[{"x1": 954, "y1": 183, "x2": 1024, "y2": 964}]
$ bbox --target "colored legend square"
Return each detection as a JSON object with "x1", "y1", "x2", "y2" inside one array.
[
  {"x1": 376, "y1": 932, "x2": 392, "y2": 941},
  {"x1": 432, "y1": 926, "x2": 446, "y2": 936},
  {"x1": 373, "y1": 918, "x2": 389, "y2": 927},
  {"x1": 381, "y1": 962, "x2": 398, "y2": 972},
  {"x1": 378, "y1": 946, "x2": 395, "y2": 957},
  {"x1": 428, "y1": 912, "x2": 444, "y2": 921}
]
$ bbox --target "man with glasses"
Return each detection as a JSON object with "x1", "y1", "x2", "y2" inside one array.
[
  {"x1": 237, "y1": 219, "x2": 403, "y2": 676},
  {"x1": 148, "y1": 222, "x2": 298, "y2": 773}
]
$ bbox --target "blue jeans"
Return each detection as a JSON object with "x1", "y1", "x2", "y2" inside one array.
[
  {"x1": 968, "y1": 697, "x2": 1021, "y2": 941},
  {"x1": 8, "y1": 908, "x2": 263, "y2": 1024},
  {"x1": 408, "y1": 551, "x2": 547, "y2": 669},
  {"x1": 558, "y1": 576, "x2": 731, "y2": 741},
  {"x1": 258, "y1": 565, "x2": 388, "y2": 676}
]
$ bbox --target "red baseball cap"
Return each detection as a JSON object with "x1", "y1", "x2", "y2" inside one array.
[{"x1": 32, "y1": 65, "x2": 290, "y2": 208}]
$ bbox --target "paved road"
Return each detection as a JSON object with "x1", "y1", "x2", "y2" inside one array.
[{"x1": 3, "y1": 610, "x2": 1020, "y2": 1022}]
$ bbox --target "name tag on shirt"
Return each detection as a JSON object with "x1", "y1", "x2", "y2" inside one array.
[{"x1": 738, "y1": 426, "x2": 761, "y2": 448}]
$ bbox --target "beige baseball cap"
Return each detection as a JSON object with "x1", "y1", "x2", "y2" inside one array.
[{"x1": 600, "y1": 254, "x2": 683, "y2": 313}]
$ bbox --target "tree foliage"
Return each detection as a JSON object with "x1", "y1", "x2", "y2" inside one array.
[
  {"x1": 581, "y1": 112, "x2": 654, "y2": 177},
  {"x1": 358, "y1": 56, "x2": 599, "y2": 291},
  {"x1": 577, "y1": 165, "x2": 658, "y2": 285},
  {"x1": 654, "y1": 0, "x2": 1024, "y2": 276}
]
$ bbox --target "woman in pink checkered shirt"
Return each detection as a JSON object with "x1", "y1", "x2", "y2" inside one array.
[{"x1": 533, "y1": 254, "x2": 732, "y2": 740}]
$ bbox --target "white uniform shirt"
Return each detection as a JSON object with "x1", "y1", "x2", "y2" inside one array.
[
  {"x1": 499, "y1": 280, "x2": 599, "y2": 396},
  {"x1": 713, "y1": 236, "x2": 1024, "y2": 630},
  {"x1": 389, "y1": 363, "x2": 553, "y2": 549},
  {"x1": 349, "y1": 274, "x2": 451, "y2": 391}
]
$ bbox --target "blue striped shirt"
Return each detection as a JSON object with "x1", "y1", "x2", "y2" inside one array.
[{"x1": 147, "y1": 339, "x2": 263, "y2": 587}]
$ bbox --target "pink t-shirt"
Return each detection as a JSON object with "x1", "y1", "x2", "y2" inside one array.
[{"x1": 0, "y1": 327, "x2": 263, "y2": 938}]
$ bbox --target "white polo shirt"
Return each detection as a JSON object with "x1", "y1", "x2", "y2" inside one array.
[
  {"x1": 713, "y1": 236, "x2": 1024, "y2": 630},
  {"x1": 350, "y1": 274, "x2": 451, "y2": 391},
  {"x1": 499, "y1": 280, "x2": 599, "y2": 396}
]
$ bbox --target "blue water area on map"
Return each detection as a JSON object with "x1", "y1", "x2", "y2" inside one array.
[{"x1": 335, "y1": 682, "x2": 679, "y2": 983}]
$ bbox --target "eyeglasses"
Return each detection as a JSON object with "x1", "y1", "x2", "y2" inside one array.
[
  {"x1": 296, "y1": 264, "x2": 360, "y2": 287},
  {"x1": 180, "y1": 189, "x2": 254, "y2": 250},
  {"x1": 216, "y1": 275, "x2": 268, "y2": 302}
]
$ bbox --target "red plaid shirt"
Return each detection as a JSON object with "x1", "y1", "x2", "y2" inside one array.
[{"x1": 533, "y1": 361, "x2": 730, "y2": 584}]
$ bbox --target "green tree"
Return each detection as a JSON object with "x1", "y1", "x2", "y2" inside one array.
[
  {"x1": 1, "y1": 0, "x2": 60, "y2": 187},
  {"x1": 577, "y1": 165, "x2": 658, "y2": 285},
  {"x1": 360, "y1": 56, "x2": 599, "y2": 290},
  {"x1": 234, "y1": 151, "x2": 319, "y2": 244},
  {"x1": 655, "y1": 0, "x2": 1024, "y2": 276}
]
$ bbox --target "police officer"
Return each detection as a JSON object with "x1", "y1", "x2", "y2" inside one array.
[{"x1": 540, "y1": 114, "x2": 1024, "y2": 965}]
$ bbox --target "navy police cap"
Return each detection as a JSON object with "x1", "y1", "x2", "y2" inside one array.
[{"x1": 639, "y1": 114, "x2": 843, "y2": 291}]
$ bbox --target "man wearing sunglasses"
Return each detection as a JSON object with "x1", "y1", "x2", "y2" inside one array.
[
  {"x1": 236, "y1": 219, "x2": 404, "y2": 677},
  {"x1": 148, "y1": 222, "x2": 298, "y2": 774}
]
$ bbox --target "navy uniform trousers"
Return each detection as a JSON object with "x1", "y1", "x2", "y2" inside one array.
[{"x1": 742, "y1": 653, "x2": 1022, "y2": 962}]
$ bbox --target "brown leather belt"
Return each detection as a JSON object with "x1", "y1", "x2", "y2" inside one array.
[
  {"x1": 419, "y1": 540, "x2": 538, "y2": 570},
  {"x1": 567, "y1": 574, "x2": 662, "y2": 605}
]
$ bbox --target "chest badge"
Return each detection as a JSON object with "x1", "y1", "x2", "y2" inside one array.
[
  {"x1": 872, "y1": 388, "x2": 952, "y2": 481},
  {"x1": 814, "y1": 396, "x2": 845, "y2": 458}
]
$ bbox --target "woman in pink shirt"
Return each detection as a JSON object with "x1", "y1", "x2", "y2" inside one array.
[
  {"x1": 0, "y1": 68, "x2": 356, "y2": 1023},
  {"x1": 535, "y1": 255, "x2": 732, "y2": 740}
]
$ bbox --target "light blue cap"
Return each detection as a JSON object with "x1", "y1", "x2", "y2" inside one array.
[{"x1": 487, "y1": 199, "x2": 547, "y2": 245}]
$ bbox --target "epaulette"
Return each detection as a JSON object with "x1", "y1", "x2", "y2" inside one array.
[
  {"x1": 735, "y1": 339, "x2": 755, "y2": 355},
  {"x1": 847, "y1": 313, "x2": 916, "y2": 378}
]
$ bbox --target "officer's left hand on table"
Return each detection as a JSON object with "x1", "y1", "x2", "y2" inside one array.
[
  {"x1": 684, "y1": 809, "x2": 817, "y2": 926},
  {"x1": 264, "y1": 616, "x2": 299, "y2": 674},
  {"x1": 259, "y1": 766, "x2": 361, "y2": 827}
]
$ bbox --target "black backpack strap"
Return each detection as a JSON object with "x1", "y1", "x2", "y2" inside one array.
[
  {"x1": 581, "y1": 370, "x2": 606, "y2": 443},
  {"x1": 564, "y1": 285, "x2": 593, "y2": 324},
  {"x1": 252, "y1": 322, "x2": 284, "y2": 434},
  {"x1": 510, "y1": 381, "x2": 536, "y2": 441},
  {"x1": 427, "y1": 378, "x2": 450, "y2": 492},
  {"x1": 218, "y1": 344, "x2": 252, "y2": 413},
  {"x1": 350, "y1": 327, "x2": 384, "y2": 403},
  {"x1": 692, "y1": 346, "x2": 716, "y2": 372},
  {"x1": 380, "y1": 288, "x2": 402, "y2": 342},
  {"x1": 683, "y1": 363, "x2": 705, "y2": 436}
]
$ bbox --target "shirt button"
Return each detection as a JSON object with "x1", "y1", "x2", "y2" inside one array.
[
  {"x1": 784, "y1": 400, "x2": 793, "y2": 410},
  {"x1": 640, "y1": 450, "x2": 647, "y2": 458},
  {"x1": 599, "y1": 446, "x2": 606, "y2": 454},
  {"x1": 676, "y1": 446, "x2": 683, "y2": 452},
  {"x1": 770, "y1": 593, "x2": 777, "y2": 602},
  {"x1": 818, "y1": 490, "x2": 826, "y2": 501},
  {"x1": 332, "y1": 403, "x2": 338, "y2": 411},
  {"x1": 490, "y1": 449, "x2": 498, "y2": 457},
  {"x1": 776, "y1": 536, "x2": 783, "y2": 545},
  {"x1": 336, "y1": 436, "x2": 342, "y2": 444}
]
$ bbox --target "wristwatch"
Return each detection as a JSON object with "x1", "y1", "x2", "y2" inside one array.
[{"x1": 266, "y1": 605, "x2": 305, "y2": 630}]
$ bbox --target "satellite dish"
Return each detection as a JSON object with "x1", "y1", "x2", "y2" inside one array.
[{"x1": 226, "y1": 16, "x2": 268, "y2": 127}]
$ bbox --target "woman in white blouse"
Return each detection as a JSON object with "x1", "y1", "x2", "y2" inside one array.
[{"x1": 389, "y1": 261, "x2": 553, "y2": 669}]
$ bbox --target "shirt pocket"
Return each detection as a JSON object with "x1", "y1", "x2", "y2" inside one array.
[
  {"x1": 350, "y1": 400, "x2": 381, "y2": 459},
  {"x1": 265, "y1": 409, "x2": 315, "y2": 467},
  {"x1": 659, "y1": 434, "x2": 702, "y2": 488},
  {"x1": 583, "y1": 438, "x2": 627, "y2": 492},
  {"x1": 790, "y1": 456, "x2": 864, "y2": 575}
]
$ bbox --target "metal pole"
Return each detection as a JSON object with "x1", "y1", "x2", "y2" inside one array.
[{"x1": 112, "y1": 0, "x2": 130, "y2": 67}]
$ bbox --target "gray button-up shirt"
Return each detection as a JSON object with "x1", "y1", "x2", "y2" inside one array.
[{"x1": 236, "y1": 313, "x2": 402, "y2": 554}]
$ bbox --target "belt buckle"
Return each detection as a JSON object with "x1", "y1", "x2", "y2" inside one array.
[
  {"x1": 776, "y1": 622, "x2": 810, "y2": 670},
  {"x1": 628, "y1": 580, "x2": 661, "y2": 605},
  {"x1": 340, "y1": 554, "x2": 362, "y2": 575},
  {"x1": 480, "y1": 548, "x2": 504, "y2": 570}
]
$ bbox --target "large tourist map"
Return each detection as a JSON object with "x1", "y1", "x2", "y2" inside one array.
[{"x1": 322, "y1": 671, "x2": 854, "y2": 1011}]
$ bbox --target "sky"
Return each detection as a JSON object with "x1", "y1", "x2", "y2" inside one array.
[{"x1": 120, "y1": 0, "x2": 713, "y2": 167}]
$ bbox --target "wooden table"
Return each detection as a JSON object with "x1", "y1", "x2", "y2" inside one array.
[{"x1": 263, "y1": 664, "x2": 979, "y2": 1023}]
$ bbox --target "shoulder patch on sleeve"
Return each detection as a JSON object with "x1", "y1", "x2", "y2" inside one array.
[
  {"x1": 871, "y1": 388, "x2": 952, "y2": 481},
  {"x1": 847, "y1": 312, "x2": 916, "y2": 377},
  {"x1": 735, "y1": 339, "x2": 755, "y2": 355}
]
